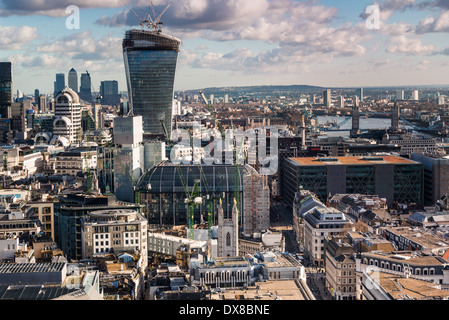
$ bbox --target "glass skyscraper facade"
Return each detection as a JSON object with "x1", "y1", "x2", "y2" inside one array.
[
  {"x1": 123, "y1": 29, "x2": 181, "y2": 138},
  {"x1": 0, "y1": 62, "x2": 12, "y2": 119}
]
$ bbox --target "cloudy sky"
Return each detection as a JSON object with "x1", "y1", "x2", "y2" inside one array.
[{"x1": 0, "y1": 0, "x2": 448, "y2": 94}]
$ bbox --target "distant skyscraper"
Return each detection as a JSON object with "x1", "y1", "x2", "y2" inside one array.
[
  {"x1": 34, "y1": 89, "x2": 39, "y2": 106},
  {"x1": 100, "y1": 80, "x2": 120, "y2": 106},
  {"x1": 0, "y1": 62, "x2": 12, "y2": 119},
  {"x1": 338, "y1": 96, "x2": 345, "y2": 108},
  {"x1": 350, "y1": 102, "x2": 360, "y2": 137},
  {"x1": 412, "y1": 90, "x2": 419, "y2": 101},
  {"x1": 357, "y1": 88, "x2": 364, "y2": 101},
  {"x1": 391, "y1": 102, "x2": 400, "y2": 132},
  {"x1": 123, "y1": 28, "x2": 181, "y2": 138},
  {"x1": 54, "y1": 73, "x2": 65, "y2": 96},
  {"x1": 323, "y1": 89, "x2": 331, "y2": 108},
  {"x1": 68, "y1": 68, "x2": 78, "y2": 93},
  {"x1": 39, "y1": 95, "x2": 47, "y2": 113},
  {"x1": 396, "y1": 90, "x2": 404, "y2": 100},
  {"x1": 79, "y1": 72, "x2": 92, "y2": 103}
]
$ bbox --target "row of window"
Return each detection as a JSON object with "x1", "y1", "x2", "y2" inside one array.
[
  {"x1": 364, "y1": 258, "x2": 436, "y2": 275},
  {"x1": 94, "y1": 238, "x2": 139, "y2": 247}
]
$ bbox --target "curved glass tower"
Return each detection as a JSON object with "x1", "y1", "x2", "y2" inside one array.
[{"x1": 123, "y1": 29, "x2": 181, "y2": 139}]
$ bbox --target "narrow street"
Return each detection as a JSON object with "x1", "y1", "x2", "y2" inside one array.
[{"x1": 270, "y1": 201, "x2": 332, "y2": 300}]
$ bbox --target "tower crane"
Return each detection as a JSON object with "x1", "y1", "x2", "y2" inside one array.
[
  {"x1": 160, "y1": 118, "x2": 202, "y2": 239},
  {"x1": 198, "y1": 91, "x2": 243, "y2": 225}
]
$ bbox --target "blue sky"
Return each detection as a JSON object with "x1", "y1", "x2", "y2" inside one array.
[{"x1": 0, "y1": 0, "x2": 448, "y2": 95}]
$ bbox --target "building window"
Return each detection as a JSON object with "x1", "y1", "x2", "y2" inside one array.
[{"x1": 226, "y1": 233, "x2": 231, "y2": 247}]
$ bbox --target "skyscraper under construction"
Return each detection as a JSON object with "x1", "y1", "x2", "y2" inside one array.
[{"x1": 122, "y1": 27, "x2": 181, "y2": 139}]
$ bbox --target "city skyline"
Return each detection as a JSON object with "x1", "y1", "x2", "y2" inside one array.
[{"x1": 0, "y1": 0, "x2": 449, "y2": 94}]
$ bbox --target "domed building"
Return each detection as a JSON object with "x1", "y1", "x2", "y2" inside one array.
[{"x1": 134, "y1": 162, "x2": 259, "y2": 228}]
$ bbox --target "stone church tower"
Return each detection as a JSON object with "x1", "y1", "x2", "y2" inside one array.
[{"x1": 218, "y1": 199, "x2": 239, "y2": 257}]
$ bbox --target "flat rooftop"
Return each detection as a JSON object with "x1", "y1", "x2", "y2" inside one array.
[
  {"x1": 210, "y1": 280, "x2": 307, "y2": 300},
  {"x1": 289, "y1": 156, "x2": 418, "y2": 166},
  {"x1": 372, "y1": 271, "x2": 449, "y2": 300},
  {"x1": 385, "y1": 227, "x2": 449, "y2": 250}
]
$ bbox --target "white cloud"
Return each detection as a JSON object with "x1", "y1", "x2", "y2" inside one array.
[
  {"x1": 0, "y1": 25, "x2": 38, "y2": 50},
  {"x1": 386, "y1": 35, "x2": 435, "y2": 55},
  {"x1": 416, "y1": 10, "x2": 449, "y2": 33},
  {"x1": 36, "y1": 31, "x2": 123, "y2": 61}
]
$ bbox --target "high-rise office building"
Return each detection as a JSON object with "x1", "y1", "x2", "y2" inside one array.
[
  {"x1": 357, "y1": 88, "x2": 364, "y2": 101},
  {"x1": 52, "y1": 87, "x2": 82, "y2": 146},
  {"x1": 0, "y1": 62, "x2": 12, "y2": 119},
  {"x1": 412, "y1": 90, "x2": 419, "y2": 101},
  {"x1": 79, "y1": 72, "x2": 92, "y2": 103},
  {"x1": 68, "y1": 68, "x2": 78, "y2": 93},
  {"x1": 34, "y1": 89, "x2": 39, "y2": 106},
  {"x1": 38, "y1": 95, "x2": 47, "y2": 113},
  {"x1": 123, "y1": 28, "x2": 181, "y2": 138},
  {"x1": 113, "y1": 115, "x2": 144, "y2": 203},
  {"x1": 391, "y1": 102, "x2": 400, "y2": 132},
  {"x1": 323, "y1": 89, "x2": 331, "y2": 108},
  {"x1": 54, "y1": 73, "x2": 65, "y2": 97},
  {"x1": 100, "y1": 80, "x2": 120, "y2": 106}
]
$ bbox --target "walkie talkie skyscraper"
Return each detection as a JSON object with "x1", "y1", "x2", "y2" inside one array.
[{"x1": 122, "y1": 2, "x2": 181, "y2": 139}]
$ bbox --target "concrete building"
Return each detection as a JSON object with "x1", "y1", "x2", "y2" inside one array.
[
  {"x1": 324, "y1": 235, "x2": 357, "y2": 300},
  {"x1": 323, "y1": 89, "x2": 331, "y2": 108},
  {"x1": 358, "y1": 269, "x2": 449, "y2": 300},
  {"x1": 52, "y1": 87, "x2": 82, "y2": 146},
  {"x1": 391, "y1": 102, "x2": 400, "y2": 132},
  {"x1": 148, "y1": 232, "x2": 208, "y2": 258},
  {"x1": 0, "y1": 262, "x2": 103, "y2": 300},
  {"x1": 242, "y1": 173, "x2": 270, "y2": 238},
  {"x1": 80, "y1": 209, "x2": 148, "y2": 270},
  {"x1": 383, "y1": 132, "x2": 438, "y2": 157},
  {"x1": 25, "y1": 201, "x2": 54, "y2": 240},
  {"x1": 190, "y1": 252, "x2": 305, "y2": 289},
  {"x1": 303, "y1": 204, "x2": 350, "y2": 267},
  {"x1": 54, "y1": 149, "x2": 97, "y2": 176},
  {"x1": 38, "y1": 95, "x2": 47, "y2": 113},
  {"x1": 381, "y1": 226, "x2": 449, "y2": 255},
  {"x1": 0, "y1": 236, "x2": 19, "y2": 260},
  {"x1": 411, "y1": 153, "x2": 449, "y2": 206},
  {"x1": 54, "y1": 194, "x2": 143, "y2": 261},
  {"x1": 355, "y1": 251, "x2": 449, "y2": 299},
  {"x1": 283, "y1": 156, "x2": 424, "y2": 208}
]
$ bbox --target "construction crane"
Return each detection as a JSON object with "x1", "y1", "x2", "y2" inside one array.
[
  {"x1": 120, "y1": 0, "x2": 172, "y2": 32},
  {"x1": 160, "y1": 118, "x2": 203, "y2": 239},
  {"x1": 198, "y1": 165, "x2": 224, "y2": 240},
  {"x1": 199, "y1": 91, "x2": 243, "y2": 225}
]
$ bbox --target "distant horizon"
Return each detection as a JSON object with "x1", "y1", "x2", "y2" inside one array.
[
  {"x1": 15, "y1": 83, "x2": 449, "y2": 97},
  {"x1": 2, "y1": 0, "x2": 448, "y2": 95}
]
